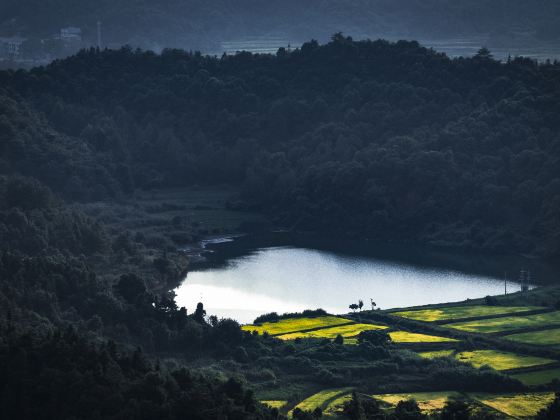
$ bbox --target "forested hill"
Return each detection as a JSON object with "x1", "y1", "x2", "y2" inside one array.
[{"x1": 1, "y1": 36, "x2": 560, "y2": 257}]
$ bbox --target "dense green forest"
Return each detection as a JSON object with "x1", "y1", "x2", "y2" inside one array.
[
  {"x1": 1, "y1": 37, "x2": 560, "y2": 418},
  {"x1": 1, "y1": 0, "x2": 560, "y2": 51},
  {"x1": 2, "y1": 36, "x2": 559, "y2": 256}
]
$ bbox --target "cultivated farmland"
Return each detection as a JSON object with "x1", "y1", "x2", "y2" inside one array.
[
  {"x1": 512, "y1": 368, "x2": 560, "y2": 386},
  {"x1": 373, "y1": 391, "x2": 463, "y2": 413},
  {"x1": 242, "y1": 316, "x2": 354, "y2": 336},
  {"x1": 391, "y1": 305, "x2": 544, "y2": 322},
  {"x1": 454, "y1": 350, "x2": 556, "y2": 371},
  {"x1": 389, "y1": 331, "x2": 458, "y2": 343},
  {"x1": 290, "y1": 388, "x2": 353, "y2": 415},
  {"x1": 504, "y1": 328, "x2": 560, "y2": 346},
  {"x1": 276, "y1": 322, "x2": 388, "y2": 340},
  {"x1": 445, "y1": 311, "x2": 560, "y2": 334},
  {"x1": 469, "y1": 392, "x2": 555, "y2": 418}
]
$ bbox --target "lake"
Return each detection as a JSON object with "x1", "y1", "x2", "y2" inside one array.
[{"x1": 174, "y1": 234, "x2": 555, "y2": 324}]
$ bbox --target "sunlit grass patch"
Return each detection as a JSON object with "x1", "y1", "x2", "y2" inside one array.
[
  {"x1": 469, "y1": 392, "x2": 555, "y2": 418},
  {"x1": 391, "y1": 305, "x2": 544, "y2": 322},
  {"x1": 323, "y1": 392, "x2": 354, "y2": 416},
  {"x1": 418, "y1": 350, "x2": 455, "y2": 359},
  {"x1": 512, "y1": 368, "x2": 560, "y2": 386},
  {"x1": 454, "y1": 350, "x2": 555, "y2": 371},
  {"x1": 373, "y1": 391, "x2": 462, "y2": 413},
  {"x1": 445, "y1": 311, "x2": 560, "y2": 334},
  {"x1": 290, "y1": 388, "x2": 353, "y2": 416},
  {"x1": 260, "y1": 400, "x2": 288, "y2": 409},
  {"x1": 504, "y1": 328, "x2": 560, "y2": 346},
  {"x1": 242, "y1": 316, "x2": 353, "y2": 336},
  {"x1": 389, "y1": 331, "x2": 458, "y2": 343}
]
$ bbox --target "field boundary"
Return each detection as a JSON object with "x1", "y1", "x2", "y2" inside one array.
[{"x1": 431, "y1": 308, "x2": 553, "y2": 325}]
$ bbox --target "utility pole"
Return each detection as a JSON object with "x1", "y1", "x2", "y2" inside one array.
[
  {"x1": 504, "y1": 271, "x2": 507, "y2": 295},
  {"x1": 97, "y1": 21, "x2": 102, "y2": 49}
]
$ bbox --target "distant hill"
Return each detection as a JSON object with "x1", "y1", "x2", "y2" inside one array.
[
  {"x1": 1, "y1": 0, "x2": 560, "y2": 54},
  {"x1": 1, "y1": 36, "x2": 559, "y2": 257}
]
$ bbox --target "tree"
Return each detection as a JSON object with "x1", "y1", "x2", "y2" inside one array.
[
  {"x1": 193, "y1": 302, "x2": 206, "y2": 323},
  {"x1": 358, "y1": 300, "x2": 364, "y2": 311},
  {"x1": 334, "y1": 334, "x2": 344, "y2": 345},
  {"x1": 536, "y1": 392, "x2": 560, "y2": 419},
  {"x1": 440, "y1": 400, "x2": 471, "y2": 420},
  {"x1": 393, "y1": 399, "x2": 425, "y2": 419},
  {"x1": 358, "y1": 330, "x2": 391, "y2": 346},
  {"x1": 349, "y1": 303, "x2": 359, "y2": 312},
  {"x1": 114, "y1": 273, "x2": 147, "y2": 304}
]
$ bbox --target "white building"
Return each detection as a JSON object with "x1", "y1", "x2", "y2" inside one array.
[
  {"x1": 0, "y1": 36, "x2": 26, "y2": 58},
  {"x1": 60, "y1": 27, "x2": 82, "y2": 42}
]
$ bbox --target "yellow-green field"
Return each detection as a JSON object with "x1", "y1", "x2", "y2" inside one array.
[
  {"x1": 418, "y1": 350, "x2": 455, "y2": 359},
  {"x1": 389, "y1": 331, "x2": 458, "y2": 343},
  {"x1": 504, "y1": 328, "x2": 560, "y2": 346},
  {"x1": 260, "y1": 400, "x2": 288, "y2": 409},
  {"x1": 469, "y1": 392, "x2": 555, "y2": 418},
  {"x1": 290, "y1": 388, "x2": 353, "y2": 415},
  {"x1": 242, "y1": 316, "x2": 354, "y2": 336},
  {"x1": 454, "y1": 350, "x2": 555, "y2": 371},
  {"x1": 323, "y1": 392, "x2": 354, "y2": 416},
  {"x1": 373, "y1": 391, "x2": 462, "y2": 413},
  {"x1": 512, "y1": 368, "x2": 560, "y2": 386},
  {"x1": 391, "y1": 305, "x2": 543, "y2": 322},
  {"x1": 445, "y1": 311, "x2": 560, "y2": 334},
  {"x1": 277, "y1": 323, "x2": 388, "y2": 340}
]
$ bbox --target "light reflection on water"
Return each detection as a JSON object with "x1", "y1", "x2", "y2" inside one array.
[{"x1": 174, "y1": 246, "x2": 526, "y2": 324}]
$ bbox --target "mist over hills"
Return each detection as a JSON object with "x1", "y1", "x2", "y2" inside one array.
[{"x1": 1, "y1": 0, "x2": 560, "y2": 58}]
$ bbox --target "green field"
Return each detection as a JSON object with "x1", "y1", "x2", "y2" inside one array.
[
  {"x1": 290, "y1": 388, "x2": 353, "y2": 415},
  {"x1": 242, "y1": 316, "x2": 354, "y2": 336},
  {"x1": 373, "y1": 391, "x2": 463, "y2": 413},
  {"x1": 469, "y1": 392, "x2": 555, "y2": 418},
  {"x1": 504, "y1": 328, "x2": 560, "y2": 346},
  {"x1": 512, "y1": 368, "x2": 560, "y2": 386},
  {"x1": 418, "y1": 350, "x2": 455, "y2": 359},
  {"x1": 389, "y1": 331, "x2": 458, "y2": 343},
  {"x1": 454, "y1": 350, "x2": 555, "y2": 371},
  {"x1": 260, "y1": 400, "x2": 288, "y2": 409},
  {"x1": 391, "y1": 305, "x2": 544, "y2": 322},
  {"x1": 323, "y1": 393, "x2": 354, "y2": 416},
  {"x1": 277, "y1": 323, "x2": 387, "y2": 340},
  {"x1": 445, "y1": 311, "x2": 560, "y2": 334}
]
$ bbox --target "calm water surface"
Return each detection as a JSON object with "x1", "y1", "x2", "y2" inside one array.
[{"x1": 174, "y1": 235, "x2": 552, "y2": 323}]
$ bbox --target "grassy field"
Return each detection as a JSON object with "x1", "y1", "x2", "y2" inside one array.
[
  {"x1": 389, "y1": 331, "x2": 458, "y2": 343},
  {"x1": 242, "y1": 316, "x2": 354, "y2": 336},
  {"x1": 277, "y1": 323, "x2": 387, "y2": 340},
  {"x1": 260, "y1": 400, "x2": 287, "y2": 409},
  {"x1": 454, "y1": 350, "x2": 556, "y2": 371},
  {"x1": 290, "y1": 388, "x2": 353, "y2": 415},
  {"x1": 512, "y1": 368, "x2": 560, "y2": 386},
  {"x1": 323, "y1": 393, "x2": 354, "y2": 416},
  {"x1": 418, "y1": 350, "x2": 455, "y2": 359},
  {"x1": 373, "y1": 391, "x2": 463, "y2": 413},
  {"x1": 391, "y1": 305, "x2": 544, "y2": 322},
  {"x1": 504, "y1": 328, "x2": 560, "y2": 346},
  {"x1": 469, "y1": 392, "x2": 555, "y2": 418},
  {"x1": 445, "y1": 311, "x2": 560, "y2": 334}
]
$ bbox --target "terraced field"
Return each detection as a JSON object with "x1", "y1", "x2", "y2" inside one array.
[
  {"x1": 389, "y1": 331, "x2": 458, "y2": 343},
  {"x1": 391, "y1": 305, "x2": 544, "y2": 322},
  {"x1": 242, "y1": 316, "x2": 354, "y2": 336},
  {"x1": 469, "y1": 392, "x2": 555, "y2": 418},
  {"x1": 445, "y1": 311, "x2": 560, "y2": 334},
  {"x1": 260, "y1": 400, "x2": 287, "y2": 409},
  {"x1": 290, "y1": 388, "x2": 353, "y2": 415},
  {"x1": 373, "y1": 391, "x2": 463, "y2": 413},
  {"x1": 454, "y1": 350, "x2": 556, "y2": 371},
  {"x1": 512, "y1": 368, "x2": 560, "y2": 386},
  {"x1": 277, "y1": 323, "x2": 387, "y2": 340},
  {"x1": 504, "y1": 328, "x2": 560, "y2": 346},
  {"x1": 418, "y1": 350, "x2": 455, "y2": 359}
]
